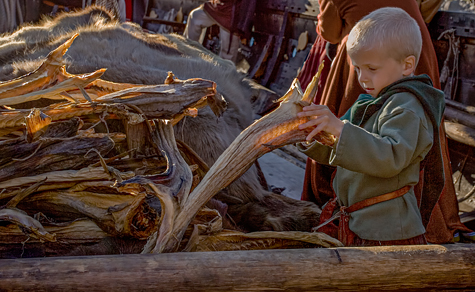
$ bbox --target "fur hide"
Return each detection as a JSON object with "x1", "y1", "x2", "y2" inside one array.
[{"x1": 0, "y1": 6, "x2": 320, "y2": 232}]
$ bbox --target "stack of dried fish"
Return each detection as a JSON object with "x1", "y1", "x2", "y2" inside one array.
[
  {"x1": 0, "y1": 34, "x2": 223, "y2": 257},
  {"x1": 0, "y1": 35, "x2": 341, "y2": 258}
]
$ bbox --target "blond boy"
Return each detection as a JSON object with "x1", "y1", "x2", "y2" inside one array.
[{"x1": 297, "y1": 7, "x2": 445, "y2": 246}]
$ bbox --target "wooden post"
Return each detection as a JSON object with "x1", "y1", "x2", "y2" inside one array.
[{"x1": 0, "y1": 244, "x2": 474, "y2": 291}]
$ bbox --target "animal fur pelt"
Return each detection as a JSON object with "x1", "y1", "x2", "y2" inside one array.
[{"x1": 0, "y1": 6, "x2": 320, "y2": 232}]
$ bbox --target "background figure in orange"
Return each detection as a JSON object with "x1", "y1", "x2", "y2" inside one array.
[{"x1": 299, "y1": 0, "x2": 472, "y2": 243}]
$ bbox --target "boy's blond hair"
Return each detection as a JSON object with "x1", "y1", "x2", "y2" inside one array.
[{"x1": 347, "y1": 7, "x2": 422, "y2": 65}]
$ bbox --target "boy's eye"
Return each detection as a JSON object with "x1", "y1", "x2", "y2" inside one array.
[{"x1": 368, "y1": 67, "x2": 376, "y2": 71}]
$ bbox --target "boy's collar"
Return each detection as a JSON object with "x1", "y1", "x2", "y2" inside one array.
[
  {"x1": 376, "y1": 74, "x2": 433, "y2": 99},
  {"x1": 341, "y1": 74, "x2": 437, "y2": 125}
]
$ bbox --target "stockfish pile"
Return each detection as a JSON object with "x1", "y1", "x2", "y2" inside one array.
[{"x1": 0, "y1": 35, "x2": 341, "y2": 258}]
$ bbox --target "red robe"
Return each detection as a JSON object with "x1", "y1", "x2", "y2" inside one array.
[
  {"x1": 203, "y1": 0, "x2": 240, "y2": 32},
  {"x1": 301, "y1": 0, "x2": 471, "y2": 243},
  {"x1": 297, "y1": 34, "x2": 331, "y2": 103}
]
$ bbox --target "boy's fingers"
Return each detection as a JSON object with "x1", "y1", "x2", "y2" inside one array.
[
  {"x1": 306, "y1": 130, "x2": 319, "y2": 141},
  {"x1": 306, "y1": 104, "x2": 330, "y2": 111},
  {"x1": 298, "y1": 119, "x2": 318, "y2": 130},
  {"x1": 299, "y1": 115, "x2": 329, "y2": 130},
  {"x1": 297, "y1": 111, "x2": 311, "y2": 118},
  {"x1": 298, "y1": 109, "x2": 325, "y2": 118},
  {"x1": 306, "y1": 124, "x2": 326, "y2": 141},
  {"x1": 306, "y1": 128, "x2": 320, "y2": 141}
]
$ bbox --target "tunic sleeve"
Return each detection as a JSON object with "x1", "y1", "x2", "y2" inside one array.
[
  {"x1": 296, "y1": 139, "x2": 335, "y2": 166},
  {"x1": 316, "y1": 0, "x2": 348, "y2": 44},
  {"x1": 330, "y1": 97, "x2": 434, "y2": 178}
]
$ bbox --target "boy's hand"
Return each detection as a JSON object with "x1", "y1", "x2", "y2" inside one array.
[{"x1": 297, "y1": 104, "x2": 344, "y2": 141}]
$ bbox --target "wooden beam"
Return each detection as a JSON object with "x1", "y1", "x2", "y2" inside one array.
[
  {"x1": 445, "y1": 106, "x2": 475, "y2": 129},
  {"x1": 460, "y1": 210, "x2": 475, "y2": 224},
  {"x1": 0, "y1": 244, "x2": 474, "y2": 291},
  {"x1": 445, "y1": 121, "x2": 475, "y2": 147},
  {"x1": 261, "y1": 7, "x2": 289, "y2": 86},
  {"x1": 445, "y1": 99, "x2": 475, "y2": 116},
  {"x1": 248, "y1": 34, "x2": 273, "y2": 79}
]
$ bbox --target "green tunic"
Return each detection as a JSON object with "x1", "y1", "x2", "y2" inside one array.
[{"x1": 298, "y1": 75, "x2": 445, "y2": 241}]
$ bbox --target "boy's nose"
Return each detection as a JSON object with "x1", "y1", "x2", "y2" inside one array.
[{"x1": 358, "y1": 71, "x2": 369, "y2": 83}]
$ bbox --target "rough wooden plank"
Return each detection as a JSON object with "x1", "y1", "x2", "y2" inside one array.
[
  {"x1": 249, "y1": 34, "x2": 273, "y2": 79},
  {"x1": 445, "y1": 121, "x2": 475, "y2": 147},
  {"x1": 261, "y1": 7, "x2": 289, "y2": 86},
  {"x1": 446, "y1": 99, "x2": 475, "y2": 116},
  {"x1": 445, "y1": 106, "x2": 475, "y2": 129},
  {"x1": 0, "y1": 244, "x2": 474, "y2": 291}
]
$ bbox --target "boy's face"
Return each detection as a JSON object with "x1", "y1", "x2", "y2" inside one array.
[{"x1": 350, "y1": 48, "x2": 415, "y2": 98}]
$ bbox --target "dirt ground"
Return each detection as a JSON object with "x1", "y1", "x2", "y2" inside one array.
[{"x1": 258, "y1": 152, "x2": 305, "y2": 200}]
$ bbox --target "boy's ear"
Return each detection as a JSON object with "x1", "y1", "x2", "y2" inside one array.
[{"x1": 402, "y1": 55, "x2": 416, "y2": 76}]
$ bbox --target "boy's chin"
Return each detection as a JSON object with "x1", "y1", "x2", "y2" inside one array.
[{"x1": 365, "y1": 89, "x2": 377, "y2": 97}]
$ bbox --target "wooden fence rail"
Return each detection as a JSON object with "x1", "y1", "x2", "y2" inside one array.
[{"x1": 0, "y1": 244, "x2": 474, "y2": 291}]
